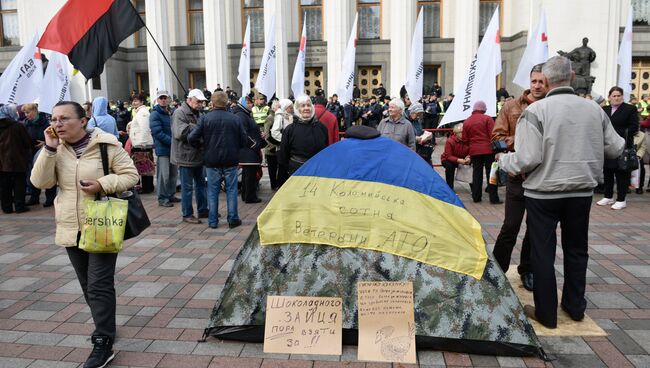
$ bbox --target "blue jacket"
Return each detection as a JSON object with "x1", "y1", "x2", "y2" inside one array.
[
  {"x1": 87, "y1": 97, "x2": 119, "y2": 139},
  {"x1": 149, "y1": 104, "x2": 172, "y2": 157},
  {"x1": 187, "y1": 108, "x2": 247, "y2": 168}
]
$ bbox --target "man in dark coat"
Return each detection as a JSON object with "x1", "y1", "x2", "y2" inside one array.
[
  {"x1": 232, "y1": 96, "x2": 265, "y2": 204},
  {"x1": 188, "y1": 91, "x2": 247, "y2": 229},
  {"x1": 0, "y1": 105, "x2": 32, "y2": 213}
]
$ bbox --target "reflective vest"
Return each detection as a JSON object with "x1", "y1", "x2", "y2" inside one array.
[
  {"x1": 640, "y1": 100, "x2": 649, "y2": 118},
  {"x1": 438, "y1": 101, "x2": 445, "y2": 116},
  {"x1": 252, "y1": 105, "x2": 269, "y2": 126}
]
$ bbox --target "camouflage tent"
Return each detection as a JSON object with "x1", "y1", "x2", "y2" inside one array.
[{"x1": 205, "y1": 131, "x2": 544, "y2": 358}]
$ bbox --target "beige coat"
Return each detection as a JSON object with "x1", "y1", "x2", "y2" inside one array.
[
  {"x1": 127, "y1": 105, "x2": 153, "y2": 147},
  {"x1": 31, "y1": 130, "x2": 139, "y2": 247}
]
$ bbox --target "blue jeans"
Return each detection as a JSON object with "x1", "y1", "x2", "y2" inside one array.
[
  {"x1": 206, "y1": 166, "x2": 240, "y2": 226},
  {"x1": 156, "y1": 156, "x2": 178, "y2": 203},
  {"x1": 178, "y1": 166, "x2": 207, "y2": 218}
]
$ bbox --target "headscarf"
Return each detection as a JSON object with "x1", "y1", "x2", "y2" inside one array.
[
  {"x1": 0, "y1": 104, "x2": 19, "y2": 121},
  {"x1": 293, "y1": 95, "x2": 315, "y2": 121}
]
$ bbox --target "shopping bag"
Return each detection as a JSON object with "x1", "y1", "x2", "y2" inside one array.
[
  {"x1": 455, "y1": 164, "x2": 473, "y2": 183},
  {"x1": 488, "y1": 161, "x2": 499, "y2": 185},
  {"x1": 630, "y1": 158, "x2": 640, "y2": 189},
  {"x1": 79, "y1": 197, "x2": 128, "y2": 253}
]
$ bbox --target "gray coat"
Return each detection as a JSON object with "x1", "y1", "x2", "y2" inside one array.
[{"x1": 171, "y1": 102, "x2": 204, "y2": 167}]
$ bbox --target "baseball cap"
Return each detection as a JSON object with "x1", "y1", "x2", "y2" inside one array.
[
  {"x1": 187, "y1": 89, "x2": 207, "y2": 101},
  {"x1": 156, "y1": 90, "x2": 169, "y2": 99}
]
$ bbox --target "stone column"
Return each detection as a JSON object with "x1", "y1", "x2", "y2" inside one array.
[
  {"x1": 324, "y1": 0, "x2": 354, "y2": 98},
  {"x1": 145, "y1": 0, "x2": 173, "y2": 98},
  {"x1": 452, "y1": 0, "x2": 479, "y2": 90},
  {"x1": 388, "y1": 0, "x2": 417, "y2": 98},
  {"x1": 204, "y1": 0, "x2": 230, "y2": 91}
]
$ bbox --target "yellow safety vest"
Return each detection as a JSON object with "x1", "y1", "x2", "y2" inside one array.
[
  {"x1": 640, "y1": 100, "x2": 649, "y2": 118},
  {"x1": 252, "y1": 106, "x2": 269, "y2": 126},
  {"x1": 438, "y1": 101, "x2": 445, "y2": 116}
]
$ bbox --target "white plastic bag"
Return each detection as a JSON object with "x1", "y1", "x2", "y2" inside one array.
[{"x1": 455, "y1": 164, "x2": 473, "y2": 183}]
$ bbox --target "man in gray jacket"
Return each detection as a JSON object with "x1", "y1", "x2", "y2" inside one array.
[
  {"x1": 171, "y1": 89, "x2": 208, "y2": 224},
  {"x1": 497, "y1": 56, "x2": 625, "y2": 329}
]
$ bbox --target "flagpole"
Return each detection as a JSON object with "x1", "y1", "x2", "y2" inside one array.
[{"x1": 128, "y1": 3, "x2": 187, "y2": 96}]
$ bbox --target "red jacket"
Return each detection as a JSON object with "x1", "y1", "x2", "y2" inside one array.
[
  {"x1": 462, "y1": 111, "x2": 495, "y2": 156},
  {"x1": 441, "y1": 134, "x2": 469, "y2": 164},
  {"x1": 315, "y1": 104, "x2": 340, "y2": 146}
]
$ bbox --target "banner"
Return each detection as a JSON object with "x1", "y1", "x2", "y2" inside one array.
[
  {"x1": 0, "y1": 34, "x2": 43, "y2": 105},
  {"x1": 336, "y1": 13, "x2": 358, "y2": 104},
  {"x1": 237, "y1": 17, "x2": 251, "y2": 98},
  {"x1": 39, "y1": 51, "x2": 71, "y2": 114},
  {"x1": 291, "y1": 16, "x2": 307, "y2": 98},
  {"x1": 439, "y1": 7, "x2": 501, "y2": 126},
  {"x1": 256, "y1": 16, "x2": 277, "y2": 99},
  {"x1": 405, "y1": 7, "x2": 424, "y2": 104},
  {"x1": 618, "y1": 7, "x2": 634, "y2": 102},
  {"x1": 512, "y1": 10, "x2": 548, "y2": 89}
]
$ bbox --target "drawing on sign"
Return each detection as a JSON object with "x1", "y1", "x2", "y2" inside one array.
[{"x1": 375, "y1": 323, "x2": 415, "y2": 362}]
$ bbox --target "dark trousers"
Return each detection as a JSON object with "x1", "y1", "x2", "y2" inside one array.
[
  {"x1": 492, "y1": 176, "x2": 531, "y2": 274},
  {"x1": 267, "y1": 154, "x2": 279, "y2": 190},
  {"x1": 638, "y1": 161, "x2": 646, "y2": 189},
  {"x1": 470, "y1": 154, "x2": 499, "y2": 203},
  {"x1": 241, "y1": 165, "x2": 259, "y2": 202},
  {"x1": 0, "y1": 171, "x2": 27, "y2": 213},
  {"x1": 66, "y1": 242, "x2": 118, "y2": 339},
  {"x1": 603, "y1": 167, "x2": 630, "y2": 202},
  {"x1": 442, "y1": 160, "x2": 457, "y2": 189},
  {"x1": 277, "y1": 163, "x2": 289, "y2": 188},
  {"x1": 525, "y1": 196, "x2": 591, "y2": 328}
]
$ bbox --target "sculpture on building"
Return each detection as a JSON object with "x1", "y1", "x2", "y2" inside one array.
[{"x1": 558, "y1": 37, "x2": 597, "y2": 95}]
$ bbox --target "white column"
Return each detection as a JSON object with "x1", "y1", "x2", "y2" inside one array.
[
  {"x1": 145, "y1": 0, "x2": 173, "y2": 98},
  {"x1": 453, "y1": 0, "x2": 479, "y2": 90},
  {"x1": 263, "y1": 0, "x2": 291, "y2": 98},
  {"x1": 204, "y1": 0, "x2": 230, "y2": 91},
  {"x1": 389, "y1": 0, "x2": 417, "y2": 98},
  {"x1": 601, "y1": 0, "x2": 622, "y2": 94},
  {"x1": 324, "y1": 0, "x2": 355, "y2": 97}
]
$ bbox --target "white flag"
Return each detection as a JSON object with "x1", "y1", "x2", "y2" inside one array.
[
  {"x1": 237, "y1": 17, "x2": 251, "y2": 98},
  {"x1": 512, "y1": 10, "x2": 548, "y2": 89},
  {"x1": 440, "y1": 7, "x2": 501, "y2": 126},
  {"x1": 336, "y1": 13, "x2": 358, "y2": 104},
  {"x1": 39, "y1": 51, "x2": 71, "y2": 114},
  {"x1": 618, "y1": 7, "x2": 633, "y2": 102},
  {"x1": 256, "y1": 16, "x2": 277, "y2": 99},
  {"x1": 291, "y1": 16, "x2": 307, "y2": 98},
  {"x1": 405, "y1": 7, "x2": 424, "y2": 104},
  {"x1": 0, "y1": 34, "x2": 43, "y2": 105}
]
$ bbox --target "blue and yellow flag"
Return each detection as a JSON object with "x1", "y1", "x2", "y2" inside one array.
[{"x1": 258, "y1": 136, "x2": 487, "y2": 279}]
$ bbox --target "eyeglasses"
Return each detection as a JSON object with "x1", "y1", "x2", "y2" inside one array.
[{"x1": 51, "y1": 116, "x2": 80, "y2": 125}]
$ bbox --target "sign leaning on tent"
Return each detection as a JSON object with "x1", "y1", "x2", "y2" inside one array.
[{"x1": 439, "y1": 6, "x2": 501, "y2": 126}]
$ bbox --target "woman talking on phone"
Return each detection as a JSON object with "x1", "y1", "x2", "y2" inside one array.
[{"x1": 31, "y1": 101, "x2": 138, "y2": 368}]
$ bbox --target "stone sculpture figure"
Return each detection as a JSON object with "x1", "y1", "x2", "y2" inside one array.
[{"x1": 558, "y1": 37, "x2": 597, "y2": 95}]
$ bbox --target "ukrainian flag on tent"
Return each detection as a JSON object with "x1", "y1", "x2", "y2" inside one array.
[{"x1": 258, "y1": 136, "x2": 488, "y2": 280}]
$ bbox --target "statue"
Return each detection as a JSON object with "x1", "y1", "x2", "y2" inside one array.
[{"x1": 558, "y1": 37, "x2": 597, "y2": 95}]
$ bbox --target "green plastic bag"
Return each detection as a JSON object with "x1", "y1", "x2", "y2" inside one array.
[{"x1": 79, "y1": 197, "x2": 128, "y2": 253}]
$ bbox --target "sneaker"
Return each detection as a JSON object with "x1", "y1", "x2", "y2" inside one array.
[
  {"x1": 228, "y1": 219, "x2": 242, "y2": 229},
  {"x1": 84, "y1": 335, "x2": 114, "y2": 368},
  {"x1": 596, "y1": 198, "x2": 615, "y2": 206},
  {"x1": 611, "y1": 201, "x2": 626, "y2": 210},
  {"x1": 169, "y1": 196, "x2": 181, "y2": 203}
]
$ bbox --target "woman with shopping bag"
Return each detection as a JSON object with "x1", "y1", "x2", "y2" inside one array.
[{"x1": 31, "y1": 101, "x2": 138, "y2": 368}]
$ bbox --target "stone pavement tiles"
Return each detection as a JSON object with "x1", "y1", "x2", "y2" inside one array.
[{"x1": 0, "y1": 146, "x2": 649, "y2": 367}]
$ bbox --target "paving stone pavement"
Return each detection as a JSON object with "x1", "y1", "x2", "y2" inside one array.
[{"x1": 1, "y1": 143, "x2": 649, "y2": 367}]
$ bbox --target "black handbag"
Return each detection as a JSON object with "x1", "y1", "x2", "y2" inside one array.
[
  {"x1": 617, "y1": 129, "x2": 639, "y2": 173},
  {"x1": 100, "y1": 143, "x2": 151, "y2": 240}
]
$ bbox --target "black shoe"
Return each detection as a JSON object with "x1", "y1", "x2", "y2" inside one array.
[
  {"x1": 626, "y1": 188, "x2": 631, "y2": 194},
  {"x1": 198, "y1": 212, "x2": 209, "y2": 219},
  {"x1": 245, "y1": 198, "x2": 262, "y2": 203},
  {"x1": 228, "y1": 219, "x2": 242, "y2": 229},
  {"x1": 26, "y1": 197, "x2": 39, "y2": 206},
  {"x1": 43, "y1": 201, "x2": 54, "y2": 208},
  {"x1": 490, "y1": 200, "x2": 503, "y2": 205},
  {"x1": 636, "y1": 188, "x2": 644, "y2": 194},
  {"x1": 208, "y1": 223, "x2": 218, "y2": 229},
  {"x1": 561, "y1": 304, "x2": 584, "y2": 322},
  {"x1": 520, "y1": 272, "x2": 534, "y2": 291},
  {"x1": 158, "y1": 201, "x2": 173, "y2": 207},
  {"x1": 14, "y1": 207, "x2": 30, "y2": 214},
  {"x1": 169, "y1": 196, "x2": 181, "y2": 203},
  {"x1": 473, "y1": 198, "x2": 482, "y2": 203},
  {"x1": 84, "y1": 335, "x2": 114, "y2": 368}
]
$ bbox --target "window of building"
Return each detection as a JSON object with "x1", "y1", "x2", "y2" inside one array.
[
  {"x1": 357, "y1": 0, "x2": 381, "y2": 40},
  {"x1": 135, "y1": 72, "x2": 149, "y2": 93},
  {"x1": 188, "y1": 0, "x2": 204, "y2": 45},
  {"x1": 299, "y1": 0, "x2": 323, "y2": 41},
  {"x1": 189, "y1": 70, "x2": 206, "y2": 90},
  {"x1": 92, "y1": 76, "x2": 101, "y2": 90},
  {"x1": 133, "y1": 0, "x2": 146, "y2": 47},
  {"x1": 423, "y1": 65, "x2": 441, "y2": 95},
  {"x1": 479, "y1": 0, "x2": 500, "y2": 38},
  {"x1": 242, "y1": 0, "x2": 264, "y2": 43},
  {"x1": 632, "y1": 0, "x2": 650, "y2": 25},
  {"x1": 417, "y1": 0, "x2": 441, "y2": 38},
  {"x1": 0, "y1": 0, "x2": 18, "y2": 47}
]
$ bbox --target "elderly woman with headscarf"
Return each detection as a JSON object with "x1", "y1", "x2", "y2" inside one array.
[
  {"x1": 377, "y1": 98, "x2": 416, "y2": 151},
  {"x1": 278, "y1": 96, "x2": 328, "y2": 176}
]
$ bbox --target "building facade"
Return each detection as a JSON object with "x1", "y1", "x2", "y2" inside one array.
[{"x1": 1, "y1": 0, "x2": 649, "y2": 104}]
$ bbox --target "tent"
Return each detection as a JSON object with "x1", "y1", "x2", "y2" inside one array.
[{"x1": 204, "y1": 130, "x2": 544, "y2": 358}]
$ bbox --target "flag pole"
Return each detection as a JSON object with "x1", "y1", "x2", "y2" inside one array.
[{"x1": 128, "y1": 3, "x2": 187, "y2": 96}]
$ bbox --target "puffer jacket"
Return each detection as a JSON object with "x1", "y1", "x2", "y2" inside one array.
[
  {"x1": 127, "y1": 105, "x2": 153, "y2": 147},
  {"x1": 171, "y1": 102, "x2": 203, "y2": 167},
  {"x1": 30, "y1": 131, "x2": 139, "y2": 246},
  {"x1": 149, "y1": 104, "x2": 172, "y2": 157}
]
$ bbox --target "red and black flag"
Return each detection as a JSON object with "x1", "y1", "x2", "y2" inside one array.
[{"x1": 38, "y1": 0, "x2": 144, "y2": 79}]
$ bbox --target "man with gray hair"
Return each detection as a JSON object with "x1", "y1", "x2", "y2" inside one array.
[
  {"x1": 497, "y1": 56, "x2": 625, "y2": 328},
  {"x1": 377, "y1": 98, "x2": 416, "y2": 151}
]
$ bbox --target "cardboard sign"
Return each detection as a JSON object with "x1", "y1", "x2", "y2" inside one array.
[
  {"x1": 357, "y1": 281, "x2": 416, "y2": 364},
  {"x1": 264, "y1": 296, "x2": 342, "y2": 355}
]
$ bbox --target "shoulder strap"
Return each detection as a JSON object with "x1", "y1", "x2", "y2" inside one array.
[{"x1": 99, "y1": 143, "x2": 109, "y2": 176}]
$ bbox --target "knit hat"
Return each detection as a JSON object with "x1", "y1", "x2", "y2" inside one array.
[{"x1": 409, "y1": 102, "x2": 424, "y2": 114}]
